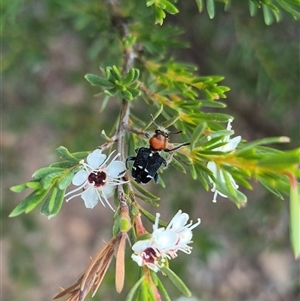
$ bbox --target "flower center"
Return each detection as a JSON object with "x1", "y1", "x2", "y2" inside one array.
[
  {"x1": 88, "y1": 171, "x2": 107, "y2": 187},
  {"x1": 142, "y1": 247, "x2": 160, "y2": 264}
]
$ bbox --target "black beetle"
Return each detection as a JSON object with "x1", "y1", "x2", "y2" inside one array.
[{"x1": 126, "y1": 127, "x2": 189, "y2": 184}]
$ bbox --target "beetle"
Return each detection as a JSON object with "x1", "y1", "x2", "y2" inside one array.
[{"x1": 126, "y1": 127, "x2": 190, "y2": 184}]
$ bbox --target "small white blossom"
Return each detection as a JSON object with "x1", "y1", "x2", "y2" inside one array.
[
  {"x1": 207, "y1": 119, "x2": 241, "y2": 202},
  {"x1": 131, "y1": 210, "x2": 201, "y2": 272},
  {"x1": 65, "y1": 149, "x2": 126, "y2": 210}
]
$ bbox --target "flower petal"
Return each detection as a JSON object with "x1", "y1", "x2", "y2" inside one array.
[
  {"x1": 106, "y1": 161, "x2": 126, "y2": 177},
  {"x1": 132, "y1": 239, "x2": 152, "y2": 252},
  {"x1": 131, "y1": 254, "x2": 144, "y2": 267},
  {"x1": 155, "y1": 230, "x2": 178, "y2": 251},
  {"x1": 87, "y1": 149, "x2": 107, "y2": 169},
  {"x1": 222, "y1": 136, "x2": 241, "y2": 152},
  {"x1": 167, "y1": 211, "x2": 189, "y2": 231},
  {"x1": 102, "y1": 184, "x2": 115, "y2": 199},
  {"x1": 81, "y1": 188, "x2": 99, "y2": 209},
  {"x1": 72, "y1": 170, "x2": 88, "y2": 186},
  {"x1": 207, "y1": 161, "x2": 217, "y2": 176}
]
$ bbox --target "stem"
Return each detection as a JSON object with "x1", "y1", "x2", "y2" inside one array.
[{"x1": 107, "y1": 0, "x2": 135, "y2": 208}]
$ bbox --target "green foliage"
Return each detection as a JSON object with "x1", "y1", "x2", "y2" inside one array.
[
  {"x1": 5, "y1": 0, "x2": 300, "y2": 300},
  {"x1": 85, "y1": 66, "x2": 141, "y2": 101},
  {"x1": 10, "y1": 147, "x2": 88, "y2": 218},
  {"x1": 144, "y1": 0, "x2": 300, "y2": 25}
]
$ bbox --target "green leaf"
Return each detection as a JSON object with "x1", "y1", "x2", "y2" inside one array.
[
  {"x1": 249, "y1": 0, "x2": 258, "y2": 16},
  {"x1": 126, "y1": 87, "x2": 141, "y2": 99},
  {"x1": 125, "y1": 276, "x2": 145, "y2": 301},
  {"x1": 40, "y1": 187, "x2": 65, "y2": 218},
  {"x1": 50, "y1": 160, "x2": 76, "y2": 168},
  {"x1": 135, "y1": 193, "x2": 160, "y2": 207},
  {"x1": 160, "y1": 266, "x2": 192, "y2": 297},
  {"x1": 10, "y1": 181, "x2": 41, "y2": 193},
  {"x1": 131, "y1": 180, "x2": 160, "y2": 200},
  {"x1": 154, "y1": 7, "x2": 166, "y2": 25},
  {"x1": 122, "y1": 68, "x2": 136, "y2": 85},
  {"x1": 170, "y1": 156, "x2": 186, "y2": 173},
  {"x1": 164, "y1": 1, "x2": 179, "y2": 14},
  {"x1": 195, "y1": 0, "x2": 204, "y2": 12},
  {"x1": 84, "y1": 73, "x2": 114, "y2": 87},
  {"x1": 262, "y1": 4, "x2": 274, "y2": 25},
  {"x1": 277, "y1": 0, "x2": 300, "y2": 20},
  {"x1": 154, "y1": 273, "x2": 171, "y2": 301},
  {"x1": 257, "y1": 149, "x2": 300, "y2": 169},
  {"x1": 145, "y1": 280, "x2": 156, "y2": 301},
  {"x1": 195, "y1": 164, "x2": 210, "y2": 191},
  {"x1": 32, "y1": 167, "x2": 65, "y2": 181},
  {"x1": 200, "y1": 99, "x2": 227, "y2": 108},
  {"x1": 121, "y1": 89, "x2": 133, "y2": 100},
  {"x1": 57, "y1": 169, "x2": 77, "y2": 190},
  {"x1": 10, "y1": 183, "x2": 28, "y2": 193},
  {"x1": 40, "y1": 171, "x2": 64, "y2": 189},
  {"x1": 139, "y1": 207, "x2": 168, "y2": 227},
  {"x1": 191, "y1": 122, "x2": 206, "y2": 149},
  {"x1": 9, "y1": 188, "x2": 51, "y2": 217},
  {"x1": 206, "y1": 0, "x2": 215, "y2": 19},
  {"x1": 190, "y1": 163, "x2": 197, "y2": 180},
  {"x1": 111, "y1": 65, "x2": 122, "y2": 81},
  {"x1": 55, "y1": 146, "x2": 78, "y2": 162},
  {"x1": 258, "y1": 176, "x2": 284, "y2": 199},
  {"x1": 290, "y1": 178, "x2": 300, "y2": 259},
  {"x1": 236, "y1": 136, "x2": 290, "y2": 155}
]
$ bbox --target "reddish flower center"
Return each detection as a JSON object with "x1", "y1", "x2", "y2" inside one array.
[
  {"x1": 142, "y1": 247, "x2": 160, "y2": 264},
  {"x1": 88, "y1": 171, "x2": 107, "y2": 187}
]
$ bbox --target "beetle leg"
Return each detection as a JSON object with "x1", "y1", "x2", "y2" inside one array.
[
  {"x1": 162, "y1": 158, "x2": 167, "y2": 167},
  {"x1": 154, "y1": 173, "x2": 159, "y2": 183},
  {"x1": 125, "y1": 156, "x2": 136, "y2": 169}
]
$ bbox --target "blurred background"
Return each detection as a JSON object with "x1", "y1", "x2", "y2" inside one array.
[{"x1": 2, "y1": 1, "x2": 299, "y2": 301}]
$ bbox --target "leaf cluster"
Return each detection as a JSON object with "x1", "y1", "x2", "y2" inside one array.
[
  {"x1": 146, "y1": 0, "x2": 300, "y2": 25},
  {"x1": 10, "y1": 147, "x2": 88, "y2": 218},
  {"x1": 85, "y1": 66, "x2": 141, "y2": 101}
]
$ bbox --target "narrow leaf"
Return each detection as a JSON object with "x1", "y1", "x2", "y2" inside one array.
[
  {"x1": 160, "y1": 266, "x2": 192, "y2": 297},
  {"x1": 57, "y1": 169, "x2": 77, "y2": 190},
  {"x1": 131, "y1": 180, "x2": 160, "y2": 200},
  {"x1": 139, "y1": 207, "x2": 167, "y2": 227},
  {"x1": 155, "y1": 274, "x2": 171, "y2": 301},
  {"x1": 206, "y1": 0, "x2": 215, "y2": 19},
  {"x1": 125, "y1": 276, "x2": 145, "y2": 301},
  {"x1": 40, "y1": 187, "x2": 65, "y2": 218},
  {"x1": 170, "y1": 156, "x2": 186, "y2": 173},
  {"x1": 55, "y1": 146, "x2": 78, "y2": 162},
  {"x1": 262, "y1": 4, "x2": 274, "y2": 25},
  {"x1": 32, "y1": 167, "x2": 65, "y2": 180},
  {"x1": 257, "y1": 149, "x2": 300, "y2": 169},
  {"x1": 122, "y1": 68, "x2": 136, "y2": 85},
  {"x1": 135, "y1": 193, "x2": 160, "y2": 207},
  {"x1": 236, "y1": 136, "x2": 290, "y2": 155},
  {"x1": 195, "y1": 0, "x2": 204, "y2": 12},
  {"x1": 84, "y1": 74, "x2": 114, "y2": 87},
  {"x1": 10, "y1": 181, "x2": 40, "y2": 193},
  {"x1": 9, "y1": 188, "x2": 50, "y2": 217},
  {"x1": 191, "y1": 122, "x2": 206, "y2": 149}
]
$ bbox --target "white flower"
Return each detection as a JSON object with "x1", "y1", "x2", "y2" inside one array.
[
  {"x1": 65, "y1": 149, "x2": 126, "y2": 210},
  {"x1": 207, "y1": 119, "x2": 241, "y2": 202},
  {"x1": 131, "y1": 211, "x2": 201, "y2": 272}
]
